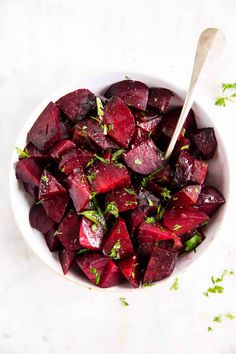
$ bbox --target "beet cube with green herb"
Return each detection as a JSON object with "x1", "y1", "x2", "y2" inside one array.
[
  {"x1": 105, "y1": 187, "x2": 138, "y2": 213},
  {"x1": 117, "y1": 254, "x2": 140, "y2": 288},
  {"x1": 39, "y1": 170, "x2": 67, "y2": 200},
  {"x1": 79, "y1": 216, "x2": 105, "y2": 250},
  {"x1": 16, "y1": 157, "x2": 43, "y2": 187},
  {"x1": 67, "y1": 169, "x2": 91, "y2": 213},
  {"x1": 56, "y1": 210, "x2": 81, "y2": 251},
  {"x1": 148, "y1": 87, "x2": 173, "y2": 112}
]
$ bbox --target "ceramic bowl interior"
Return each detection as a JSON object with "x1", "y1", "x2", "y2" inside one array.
[{"x1": 9, "y1": 72, "x2": 229, "y2": 292}]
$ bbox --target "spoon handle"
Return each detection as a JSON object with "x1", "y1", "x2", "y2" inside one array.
[{"x1": 165, "y1": 28, "x2": 225, "y2": 160}]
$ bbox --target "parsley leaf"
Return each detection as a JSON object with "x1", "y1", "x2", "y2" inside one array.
[
  {"x1": 147, "y1": 198, "x2": 154, "y2": 206},
  {"x1": 89, "y1": 192, "x2": 97, "y2": 200},
  {"x1": 222, "y1": 82, "x2": 236, "y2": 92},
  {"x1": 185, "y1": 234, "x2": 202, "y2": 252},
  {"x1": 213, "y1": 315, "x2": 222, "y2": 323},
  {"x1": 105, "y1": 202, "x2": 119, "y2": 218},
  {"x1": 15, "y1": 146, "x2": 29, "y2": 159},
  {"x1": 90, "y1": 267, "x2": 101, "y2": 285},
  {"x1": 207, "y1": 285, "x2": 224, "y2": 294},
  {"x1": 156, "y1": 205, "x2": 165, "y2": 221},
  {"x1": 143, "y1": 283, "x2": 155, "y2": 288},
  {"x1": 134, "y1": 158, "x2": 142, "y2": 165},
  {"x1": 160, "y1": 187, "x2": 172, "y2": 200},
  {"x1": 79, "y1": 210, "x2": 101, "y2": 225},
  {"x1": 91, "y1": 224, "x2": 98, "y2": 232},
  {"x1": 96, "y1": 97, "x2": 104, "y2": 117},
  {"x1": 124, "y1": 188, "x2": 137, "y2": 195},
  {"x1": 145, "y1": 217, "x2": 156, "y2": 224},
  {"x1": 208, "y1": 326, "x2": 213, "y2": 332},
  {"x1": 215, "y1": 82, "x2": 236, "y2": 107},
  {"x1": 87, "y1": 173, "x2": 96, "y2": 184},
  {"x1": 108, "y1": 124, "x2": 113, "y2": 131},
  {"x1": 170, "y1": 277, "x2": 179, "y2": 291},
  {"x1": 86, "y1": 159, "x2": 95, "y2": 168},
  {"x1": 119, "y1": 297, "x2": 129, "y2": 306},
  {"x1": 172, "y1": 224, "x2": 182, "y2": 231},
  {"x1": 41, "y1": 174, "x2": 49, "y2": 183},
  {"x1": 180, "y1": 144, "x2": 190, "y2": 151},
  {"x1": 54, "y1": 230, "x2": 62, "y2": 236},
  {"x1": 109, "y1": 241, "x2": 121, "y2": 259},
  {"x1": 111, "y1": 149, "x2": 126, "y2": 161},
  {"x1": 224, "y1": 313, "x2": 236, "y2": 320},
  {"x1": 77, "y1": 248, "x2": 89, "y2": 255},
  {"x1": 94, "y1": 154, "x2": 109, "y2": 164}
]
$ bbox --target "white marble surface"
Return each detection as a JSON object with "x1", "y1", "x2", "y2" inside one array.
[{"x1": 1, "y1": 0, "x2": 236, "y2": 353}]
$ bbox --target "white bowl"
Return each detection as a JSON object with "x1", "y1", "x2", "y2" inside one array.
[{"x1": 9, "y1": 72, "x2": 229, "y2": 292}]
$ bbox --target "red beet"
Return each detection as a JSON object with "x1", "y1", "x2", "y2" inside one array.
[
  {"x1": 132, "y1": 109, "x2": 162, "y2": 134},
  {"x1": 103, "y1": 218, "x2": 134, "y2": 259},
  {"x1": 59, "y1": 148, "x2": 93, "y2": 175},
  {"x1": 103, "y1": 97, "x2": 135, "y2": 148},
  {"x1": 73, "y1": 118, "x2": 119, "y2": 151},
  {"x1": 171, "y1": 185, "x2": 201, "y2": 207},
  {"x1": 105, "y1": 187, "x2": 138, "y2": 212},
  {"x1": 26, "y1": 142, "x2": 50, "y2": 160},
  {"x1": 23, "y1": 182, "x2": 38, "y2": 199},
  {"x1": 129, "y1": 208, "x2": 149, "y2": 236},
  {"x1": 124, "y1": 140, "x2": 164, "y2": 175},
  {"x1": 29, "y1": 204, "x2": 55, "y2": 233},
  {"x1": 196, "y1": 185, "x2": 225, "y2": 217},
  {"x1": 67, "y1": 169, "x2": 91, "y2": 213},
  {"x1": 88, "y1": 161, "x2": 130, "y2": 194},
  {"x1": 117, "y1": 254, "x2": 140, "y2": 288},
  {"x1": 42, "y1": 193, "x2": 69, "y2": 223},
  {"x1": 137, "y1": 186, "x2": 160, "y2": 213},
  {"x1": 79, "y1": 216, "x2": 105, "y2": 250},
  {"x1": 39, "y1": 170, "x2": 67, "y2": 200},
  {"x1": 148, "y1": 87, "x2": 173, "y2": 112},
  {"x1": 99, "y1": 260, "x2": 124, "y2": 288},
  {"x1": 192, "y1": 159, "x2": 208, "y2": 185},
  {"x1": 76, "y1": 252, "x2": 109, "y2": 286},
  {"x1": 15, "y1": 157, "x2": 43, "y2": 187},
  {"x1": 59, "y1": 249, "x2": 75, "y2": 274},
  {"x1": 104, "y1": 80, "x2": 149, "y2": 110},
  {"x1": 44, "y1": 228, "x2": 63, "y2": 252},
  {"x1": 130, "y1": 127, "x2": 148, "y2": 148},
  {"x1": 56, "y1": 89, "x2": 96, "y2": 123},
  {"x1": 191, "y1": 128, "x2": 217, "y2": 160},
  {"x1": 146, "y1": 164, "x2": 173, "y2": 185},
  {"x1": 143, "y1": 246, "x2": 177, "y2": 284},
  {"x1": 27, "y1": 102, "x2": 62, "y2": 150},
  {"x1": 57, "y1": 210, "x2": 81, "y2": 250},
  {"x1": 50, "y1": 139, "x2": 76, "y2": 161},
  {"x1": 163, "y1": 207, "x2": 209, "y2": 236},
  {"x1": 171, "y1": 137, "x2": 192, "y2": 163}
]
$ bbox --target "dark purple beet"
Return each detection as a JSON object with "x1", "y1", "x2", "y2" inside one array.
[
  {"x1": 148, "y1": 87, "x2": 173, "y2": 112},
  {"x1": 196, "y1": 185, "x2": 225, "y2": 217},
  {"x1": 59, "y1": 148, "x2": 93, "y2": 176},
  {"x1": 104, "y1": 80, "x2": 149, "y2": 110},
  {"x1": 26, "y1": 142, "x2": 50, "y2": 160},
  {"x1": 130, "y1": 127, "x2": 148, "y2": 148},
  {"x1": 56, "y1": 89, "x2": 96, "y2": 123},
  {"x1": 103, "y1": 97, "x2": 135, "y2": 148},
  {"x1": 137, "y1": 186, "x2": 160, "y2": 213},
  {"x1": 117, "y1": 254, "x2": 140, "y2": 288},
  {"x1": 39, "y1": 170, "x2": 67, "y2": 200},
  {"x1": 44, "y1": 227, "x2": 63, "y2": 252},
  {"x1": 27, "y1": 102, "x2": 62, "y2": 150},
  {"x1": 23, "y1": 182, "x2": 39, "y2": 199},
  {"x1": 191, "y1": 128, "x2": 217, "y2": 160},
  {"x1": 105, "y1": 187, "x2": 138, "y2": 212},
  {"x1": 99, "y1": 260, "x2": 124, "y2": 288},
  {"x1": 50, "y1": 139, "x2": 76, "y2": 161},
  {"x1": 128, "y1": 208, "x2": 149, "y2": 236},
  {"x1": 59, "y1": 249, "x2": 75, "y2": 274},
  {"x1": 143, "y1": 246, "x2": 177, "y2": 284},
  {"x1": 170, "y1": 137, "x2": 192, "y2": 163},
  {"x1": 42, "y1": 193, "x2": 69, "y2": 223},
  {"x1": 15, "y1": 158, "x2": 43, "y2": 187},
  {"x1": 123, "y1": 139, "x2": 165, "y2": 175},
  {"x1": 57, "y1": 210, "x2": 81, "y2": 250},
  {"x1": 132, "y1": 109, "x2": 162, "y2": 134},
  {"x1": 29, "y1": 203, "x2": 55, "y2": 233},
  {"x1": 67, "y1": 169, "x2": 91, "y2": 213},
  {"x1": 79, "y1": 216, "x2": 105, "y2": 250}
]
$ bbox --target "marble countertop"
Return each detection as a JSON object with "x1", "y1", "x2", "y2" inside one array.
[{"x1": 1, "y1": 0, "x2": 236, "y2": 353}]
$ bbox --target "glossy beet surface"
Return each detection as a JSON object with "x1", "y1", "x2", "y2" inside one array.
[{"x1": 15, "y1": 78, "x2": 225, "y2": 288}]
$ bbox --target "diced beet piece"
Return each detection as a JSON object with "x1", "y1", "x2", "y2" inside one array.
[
  {"x1": 99, "y1": 259, "x2": 124, "y2": 288},
  {"x1": 129, "y1": 208, "x2": 149, "y2": 236},
  {"x1": 147, "y1": 164, "x2": 173, "y2": 185},
  {"x1": 79, "y1": 216, "x2": 105, "y2": 250},
  {"x1": 105, "y1": 187, "x2": 138, "y2": 212},
  {"x1": 163, "y1": 207, "x2": 209, "y2": 236},
  {"x1": 50, "y1": 139, "x2": 76, "y2": 161},
  {"x1": 88, "y1": 161, "x2": 130, "y2": 194},
  {"x1": 56, "y1": 89, "x2": 96, "y2": 123},
  {"x1": 29, "y1": 204, "x2": 55, "y2": 233},
  {"x1": 181, "y1": 228, "x2": 206, "y2": 245},
  {"x1": 59, "y1": 249, "x2": 75, "y2": 274},
  {"x1": 117, "y1": 254, "x2": 140, "y2": 288},
  {"x1": 67, "y1": 169, "x2": 91, "y2": 213},
  {"x1": 59, "y1": 149, "x2": 93, "y2": 175},
  {"x1": 57, "y1": 210, "x2": 81, "y2": 250},
  {"x1": 42, "y1": 193, "x2": 69, "y2": 223},
  {"x1": 148, "y1": 87, "x2": 173, "y2": 112},
  {"x1": 26, "y1": 143, "x2": 50, "y2": 160},
  {"x1": 104, "y1": 80, "x2": 149, "y2": 110},
  {"x1": 137, "y1": 117, "x2": 161, "y2": 134},
  {"x1": 75, "y1": 252, "x2": 109, "y2": 286},
  {"x1": 15, "y1": 157, "x2": 43, "y2": 187},
  {"x1": 171, "y1": 185, "x2": 201, "y2": 208},
  {"x1": 39, "y1": 170, "x2": 67, "y2": 200},
  {"x1": 191, "y1": 128, "x2": 217, "y2": 160},
  {"x1": 44, "y1": 227, "x2": 63, "y2": 252},
  {"x1": 130, "y1": 127, "x2": 148, "y2": 148},
  {"x1": 196, "y1": 185, "x2": 225, "y2": 217},
  {"x1": 133, "y1": 109, "x2": 162, "y2": 134},
  {"x1": 58, "y1": 120, "x2": 69, "y2": 140},
  {"x1": 73, "y1": 118, "x2": 119, "y2": 151},
  {"x1": 143, "y1": 246, "x2": 177, "y2": 284},
  {"x1": 103, "y1": 97, "x2": 135, "y2": 148},
  {"x1": 103, "y1": 218, "x2": 134, "y2": 259},
  {"x1": 156, "y1": 107, "x2": 196, "y2": 150},
  {"x1": 23, "y1": 182, "x2": 38, "y2": 199},
  {"x1": 27, "y1": 102, "x2": 62, "y2": 150},
  {"x1": 171, "y1": 137, "x2": 192, "y2": 163},
  {"x1": 137, "y1": 186, "x2": 160, "y2": 213},
  {"x1": 123, "y1": 140, "x2": 165, "y2": 175},
  {"x1": 192, "y1": 159, "x2": 208, "y2": 185}
]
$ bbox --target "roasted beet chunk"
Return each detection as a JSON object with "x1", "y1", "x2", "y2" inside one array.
[
  {"x1": 171, "y1": 137, "x2": 192, "y2": 163},
  {"x1": 130, "y1": 127, "x2": 148, "y2": 148},
  {"x1": 143, "y1": 246, "x2": 177, "y2": 284},
  {"x1": 50, "y1": 139, "x2": 76, "y2": 161},
  {"x1": 79, "y1": 216, "x2": 105, "y2": 250},
  {"x1": 42, "y1": 193, "x2": 69, "y2": 223},
  {"x1": 56, "y1": 210, "x2": 81, "y2": 250},
  {"x1": 27, "y1": 102, "x2": 62, "y2": 150},
  {"x1": 23, "y1": 183, "x2": 38, "y2": 198},
  {"x1": 39, "y1": 170, "x2": 67, "y2": 200},
  {"x1": 156, "y1": 107, "x2": 196, "y2": 150},
  {"x1": 123, "y1": 140, "x2": 165, "y2": 175},
  {"x1": 99, "y1": 260, "x2": 124, "y2": 288},
  {"x1": 163, "y1": 207, "x2": 209, "y2": 236},
  {"x1": 171, "y1": 185, "x2": 201, "y2": 208},
  {"x1": 59, "y1": 148, "x2": 93, "y2": 176},
  {"x1": 105, "y1": 187, "x2": 138, "y2": 212},
  {"x1": 104, "y1": 80, "x2": 149, "y2": 110},
  {"x1": 117, "y1": 254, "x2": 140, "y2": 288},
  {"x1": 26, "y1": 142, "x2": 50, "y2": 160},
  {"x1": 191, "y1": 128, "x2": 217, "y2": 160},
  {"x1": 59, "y1": 249, "x2": 75, "y2": 274},
  {"x1": 56, "y1": 89, "x2": 96, "y2": 123},
  {"x1": 67, "y1": 169, "x2": 91, "y2": 213},
  {"x1": 137, "y1": 186, "x2": 160, "y2": 213},
  {"x1": 88, "y1": 161, "x2": 130, "y2": 194},
  {"x1": 29, "y1": 204, "x2": 55, "y2": 233},
  {"x1": 128, "y1": 208, "x2": 149, "y2": 236},
  {"x1": 103, "y1": 218, "x2": 134, "y2": 259},
  {"x1": 16, "y1": 157, "x2": 43, "y2": 187},
  {"x1": 103, "y1": 97, "x2": 135, "y2": 148},
  {"x1": 196, "y1": 185, "x2": 225, "y2": 217},
  {"x1": 148, "y1": 87, "x2": 173, "y2": 112},
  {"x1": 44, "y1": 228, "x2": 63, "y2": 252},
  {"x1": 76, "y1": 252, "x2": 109, "y2": 286},
  {"x1": 132, "y1": 109, "x2": 162, "y2": 134}
]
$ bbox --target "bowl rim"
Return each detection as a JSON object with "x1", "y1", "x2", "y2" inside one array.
[{"x1": 8, "y1": 70, "x2": 230, "y2": 293}]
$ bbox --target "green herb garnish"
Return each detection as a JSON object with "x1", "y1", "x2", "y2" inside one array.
[
  {"x1": 213, "y1": 315, "x2": 222, "y2": 323},
  {"x1": 170, "y1": 277, "x2": 179, "y2": 291},
  {"x1": 119, "y1": 297, "x2": 129, "y2": 306},
  {"x1": 134, "y1": 158, "x2": 142, "y2": 165},
  {"x1": 77, "y1": 248, "x2": 89, "y2": 255},
  {"x1": 207, "y1": 285, "x2": 224, "y2": 294},
  {"x1": 86, "y1": 159, "x2": 95, "y2": 168},
  {"x1": 105, "y1": 202, "x2": 119, "y2": 218},
  {"x1": 109, "y1": 241, "x2": 121, "y2": 260},
  {"x1": 111, "y1": 149, "x2": 126, "y2": 161},
  {"x1": 96, "y1": 97, "x2": 104, "y2": 116},
  {"x1": 108, "y1": 124, "x2": 113, "y2": 131},
  {"x1": 172, "y1": 224, "x2": 182, "y2": 231},
  {"x1": 101, "y1": 124, "x2": 108, "y2": 135},
  {"x1": 208, "y1": 327, "x2": 213, "y2": 332},
  {"x1": 145, "y1": 217, "x2": 156, "y2": 224},
  {"x1": 211, "y1": 269, "x2": 234, "y2": 284},
  {"x1": 215, "y1": 83, "x2": 236, "y2": 106},
  {"x1": 91, "y1": 224, "x2": 98, "y2": 232},
  {"x1": 90, "y1": 267, "x2": 100, "y2": 285},
  {"x1": 54, "y1": 230, "x2": 62, "y2": 236},
  {"x1": 181, "y1": 128, "x2": 186, "y2": 137},
  {"x1": 124, "y1": 188, "x2": 137, "y2": 195},
  {"x1": 160, "y1": 187, "x2": 171, "y2": 200},
  {"x1": 41, "y1": 174, "x2": 49, "y2": 183},
  {"x1": 147, "y1": 199, "x2": 154, "y2": 206},
  {"x1": 185, "y1": 234, "x2": 202, "y2": 252},
  {"x1": 94, "y1": 154, "x2": 109, "y2": 164},
  {"x1": 156, "y1": 205, "x2": 165, "y2": 220},
  {"x1": 87, "y1": 173, "x2": 96, "y2": 184},
  {"x1": 89, "y1": 192, "x2": 97, "y2": 200},
  {"x1": 15, "y1": 146, "x2": 29, "y2": 159},
  {"x1": 79, "y1": 210, "x2": 100, "y2": 225},
  {"x1": 143, "y1": 283, "x2": 155, "y2": 288},
  {"x1": 224, "y1": 313, "x2": 236, "y2": 320},
  {"x1": 60, "y1": 167, "x2": 65, "y2": 173},
  {"x1": 180, "y1": 144, "x2": 190, "y2": 151}
]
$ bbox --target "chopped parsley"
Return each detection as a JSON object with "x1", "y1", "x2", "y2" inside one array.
[
  {"x1": 119, "y1": 297, "x2": 129, "y2": 306},
  {"x1": 185, "y1": 234, "x2": 202, "y2": 252},
  {"x1": 124, "y1": 188, "x2": 137, "y2": 195},
  {"x1": 211, "y1": 269, "x2": 234, "y2": 284},
  {"x1": 170, "y1": 277, "x2": 179, "y2": 291},
  {"x1": 94, "y1": 154, "x2": 109, "y2": 164},
  {"x1": 181, "y1": 128, "x2": 186, "y2": 137},
  {"x1": 90, "y1": 267, "x2": 100, "y2": 285},
  {"x1": 111, "y1": 149, "x2": 126, "y2": 161},
  {"x1": 60, "y1": 167, "x2": 65, "y2": 173},
  {"x1": 143, "y1": 283, "x2": 155, "y2": 288},
  {"x1": 79, "y1": 210, "x2": 100, "y2": 225},
  {"x1": 147, "y1": 199, "x2": 154, "y2": 206},
  {"x1": 54, "y1": 230, "x2": 62, "y2": 236},
  {"x1": 15, "y1": 146, "x2": 29, "y2": 159},
  {"x1": 77, "y1": 248, "x2": 89, "y2": 255},
  {"x1": 180, "y1": 144, "x2": 190, "y2": 151},
  {"x1": 91, "y1": 224, "x2": 98, "y2": 232},
  {"x1": 172, "y1": 224, "x2": 182, "y2": 231},
  {"x1": 224, "y1": 313, "x2": 236, "y2": 320},
  {"x1": 109, "y1": 241, "x2": 121, "y2": 260},
  {"x1": 96, "y1": 97, "x2": 104, "y2": 116},
  {"x1": 134, "y1": 158, "x2": 142, "y2": 165},
  {"x1": 41, "y1": 174, "x2": 49, "y2": 183},
  {"x1": 215, "y1": 82, "x2": 236, "y2": 107},
  {"x1": 208, "y1": 327, "x2": 213, "y2": 332},
  {"x1": 145, "y1": 217, "x2": 156, "y2": 224},
  {"x1": 156, "y1": 205, "x2": 165, "y2": 220},
  {"x1": 160, "y1": 187, "x2": 172, "y2": 200},
  {"x1": 89, "y1": 192, "x2": 97, "y2": 200},
  {"x1": 86, "y1": 159, "x2": 95, "y2": 168},
  {"x1": 213, "y1": 315, "x2": 222, "y2": 323},
  {"x1": 87, "y1": 173, "x2": 96, "y2": 184},
  {"x1": 105, "y1": 202, "x2": 119, "y2": 218},
  {"x1": 101, "y1": 124, "x2": 108, "y2": 135},
  {"x1": 108, "y1": 124, "x2": 113, "y2": 131}
]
